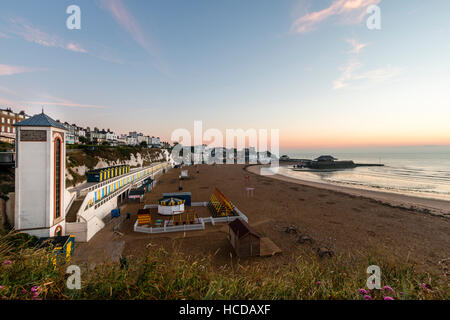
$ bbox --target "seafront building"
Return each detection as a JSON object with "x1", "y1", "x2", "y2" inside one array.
[
  {"x1": 0, "y1": 108, "x2": 30, "y2": 143},
  {"x1": 12, "y1": 111, "x2": 170, "y2": 241},
  {"x1": 1, "y1": 107, "x2": 169, "y2": 148}
]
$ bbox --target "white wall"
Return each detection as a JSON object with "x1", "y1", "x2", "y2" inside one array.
[
  {"x1": 15, "y1": 128, "x2": 49, "y2": 230},
  {"x1": 15, "y1": 127, "x2": 66, "y2": 237}
]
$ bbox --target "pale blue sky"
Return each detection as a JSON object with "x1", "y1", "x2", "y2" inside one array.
[{"x1": 1, "y1": 0, "x2": 449, "y2": 148}]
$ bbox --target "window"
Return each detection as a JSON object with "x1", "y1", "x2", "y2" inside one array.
[
  {"x1": 7, "y1": 118, "x2": 10, "y2": 124},
  {"x1": 54, "y1": 138, "x2": 62, "y2": 219},
  {"x1": 1, "y1": 118, "x2": 4, "y2": 123}
]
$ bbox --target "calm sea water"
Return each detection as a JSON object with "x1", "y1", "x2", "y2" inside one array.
[{"x1": 278, "y1": 147, "x2": 450, "y2": 201}]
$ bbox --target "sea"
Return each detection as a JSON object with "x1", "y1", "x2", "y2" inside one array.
[{"x1": 278, "y1": 146, "x2": 450, "y2": 202}]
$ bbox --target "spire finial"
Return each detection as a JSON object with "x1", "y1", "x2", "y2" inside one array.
[{"x1": 42, "y1": 106, "x2": 44, "y2": 114}]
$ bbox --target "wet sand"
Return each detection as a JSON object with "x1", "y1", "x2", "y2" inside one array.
[
  {"x1": 73, "y1": 164, "x2": 450, "y2": 276},
  {"x1": 248, "y1": 165, "x2": 450, "y2": 218}
]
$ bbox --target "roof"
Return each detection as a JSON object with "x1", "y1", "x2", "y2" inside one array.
[
  {"x1": 37, "y1": 236, "x2": 72, "y2": 248},
  {"x1": 163, "y1": 192, "x2": 192, "y2": 196},
  {"x1": 229, "y1": 219, "x2": 260, "y2": 240},
  {"x1": 13, "y1": 112, "x2": 67, "y2": 130},
  {"x1": 314, "y1": 155, "x2": 337, "y2": 161},
  {"x1": 158, "y1": 197, "x2": 185, "y2": 206}
]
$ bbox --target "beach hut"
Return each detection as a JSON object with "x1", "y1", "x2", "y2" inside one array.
[
  {"x1": 128, "y1": 188, "x2": 145, "y2": 202},
  {"x1": 228, "y1": 219, "x2": 260, "y2": 257},
  {"x1": 158, "y1": 197, "x2": 185, "y2": 215},
  {"x1": 37, "y1": 235, "x2": 75, "y2": 265}
]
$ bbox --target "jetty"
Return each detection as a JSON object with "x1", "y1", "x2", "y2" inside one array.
[{"x1": 286, "y1": 155, "x2": 384, "y2": 170}]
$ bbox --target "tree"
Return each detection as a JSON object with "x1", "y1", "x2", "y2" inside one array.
[
  {"x1": 140, "y1": 141, "x2": 148, "y2": 148},
  {"x1": 78, "y1": 136, "x2": 89, "y2": 144}
]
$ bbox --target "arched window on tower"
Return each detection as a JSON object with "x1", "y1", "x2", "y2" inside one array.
[{"x1": 54, "y1": 137, "x2": 62, "y2": 219}]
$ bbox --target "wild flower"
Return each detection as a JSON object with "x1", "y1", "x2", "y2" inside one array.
[
  {"x1": 0, "y1": 285, "x2": 3, "y2": 290},
  {"x1": 382, "y1": 285, "x2": 394, "y2": 292},
  {"x1": 21, "y1": 289, "x2": 27, "y2": 294},
  {"x1": 359, "y1": 289, "x2": 368, "y2": 295},
  {"x1": 4, "y1": 260, "x2": 12, "y2": 265},
  {"x1": 363, "y1": 295, "x2": 372, "y2": 300},
  {"x1": 316, "y1": 281, "x2": 321, "y2": 286},
  {"x1": 421, "y1": 283, "x2": 432, "y2": 291},
  {"x1": 384, "y1": 296, "x2": 394, "y2": 300},
  {"x1": 31, "y1": 286, "x2": 40, "y2": 293}
]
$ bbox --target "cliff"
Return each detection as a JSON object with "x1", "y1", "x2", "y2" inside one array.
[{"x1": 66, "y1": 145, "x2": 173, "y2": 187}]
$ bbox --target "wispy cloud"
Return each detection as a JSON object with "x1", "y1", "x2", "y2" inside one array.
[
  {"x1": 0, "y1": 85, "x2": 18, "y2": 95},
  {"x1": 291, "y1": 0, "x2": 382, "y2": 34},
  {"x1": 25, "y1": 94, "x2": 106, "y2": 109},
  {"x1": 0, "y1": 63, "x2": 40, "y2": 76},
  {"x1": 333, "y1": 39, "x2": 400, "y2": 89},
  {"x1": 96, "y1": 0, "x2": 169, "y2": 74},
  {"x1": 346, "y1": 38, "x2": 369, "y2": 54},
  {"x1": 8, "y1": 17, "x2": 87, "y2": 53},
  {"x1": 0, "y1": 97, "x2": 25, "y2": 109},
  {"x1": 66, "y1": 42, "x2": 88, "y2": 53},
  {"x1": 1, "y1": 91, "x2": 106, "y2": 110}
]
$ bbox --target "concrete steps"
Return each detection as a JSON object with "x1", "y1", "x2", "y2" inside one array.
[{"x1": 65, "y1": 195, "x2": 86, "y2": 222}]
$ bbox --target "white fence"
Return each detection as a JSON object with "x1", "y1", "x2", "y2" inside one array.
[
  {"x1": 134, "y1": 219, "x2": 205, "y2": 234},
  {"x1": 134, "y1": 200, "x2": 249, "y2": 235}
]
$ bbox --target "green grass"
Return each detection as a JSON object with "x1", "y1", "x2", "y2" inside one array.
[
  {"x1": 0, "y1": 231, "x2": 448, "y2": 300},
  {"x1": 0, "y1": 141, "x2": 13, "y2": 152}
]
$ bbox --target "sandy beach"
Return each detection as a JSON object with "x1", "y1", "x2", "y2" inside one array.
[
  {"x1": 73, "y1": 164, "x2": 450, "y2": 276},
  {"x1": 248, "y1": 164, "x2": 450, "y2": 218}
]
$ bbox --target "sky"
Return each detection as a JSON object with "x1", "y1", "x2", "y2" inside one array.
[{"x1": 0, "y1": 0, "x2": 450, "y2": 150}]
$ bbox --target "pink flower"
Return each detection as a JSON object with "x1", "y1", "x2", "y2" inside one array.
[
  {"x1": 359, "y1": 289, "x2": 368, "y2": 295},
  {"x1": 0, "y1": 285, "x2": 3, "y2": 290},
  {"x1": 363, "y1": 295, "x2": 372, "y2": 300},
  {"x1": 31, "y1": 286, "x2": 40, "y2": 293},
  {"x1": 316, "y1": 281, "x2": 321, "y2": 286},
  {"x1": 421, "y1": 283, "x2": 432, "y2": 290},
  {"x1": 399, "y1": 292, "x2": 404, "y2": 296},
  {"x1": 382, "y1": 285, "x2": 394, "y2": 292},
  {"x1": 384, "y1": 296, "x2": 394, "y2": 300},
  {"x1": 21, "y1": 289, "x2": 27, "y2": 294},
  {"x1": 4, "y1": 260, "x2": 12, "y2": 265},
  {"x1": 32, "y1": 291, "x2": 39, "y2": 297}
]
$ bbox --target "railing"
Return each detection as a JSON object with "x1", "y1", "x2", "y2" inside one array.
[
  {"x1": 65, "y1": 192, "x2": 77, "y2": 215},
  {"x1": 135, "y1": 200, "x2": 249, "y2": 234}
]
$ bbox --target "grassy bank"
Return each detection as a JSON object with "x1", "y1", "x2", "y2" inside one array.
[{"x1": 0, "y1": 231, "x2": 447, "y2": 300}]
